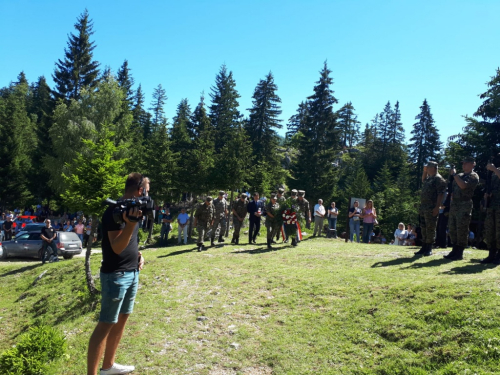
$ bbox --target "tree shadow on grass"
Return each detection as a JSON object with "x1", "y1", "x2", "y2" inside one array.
[
  {"x1": 0, "y1": 263, "x2": 43, "y2": 278},
  {"x1": 446, "y1": 262, "x2": 498, "y2": 274},
  {"x1": 371, "y1": 256, "x2": 420, "y2": 268},
  {"x1": 158, "y1": 248, "x2": 198, "y2": 257},
  {"x1": 231, "y1": 245, "x2": 288, "y2": 255},
  {"x1": 402, "y1": 258, "x2": 450, "y2": 269}
]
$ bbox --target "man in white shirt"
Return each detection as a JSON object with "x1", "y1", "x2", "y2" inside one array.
[
  {"x1": 177, "y1": 208, "x2": 190, "y2": 245},
  {"x1": 313, "y1": 199, "x2": 326, "y2": 237}
]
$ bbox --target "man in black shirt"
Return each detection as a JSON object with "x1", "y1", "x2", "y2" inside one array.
[
  {"x1": 2, "y1": 216, "x2": 14, "y2": 241},
  {"x1": 41, "y1": 219, "x2": 58, "y2": 263},
  {"x1": 87, "y1": 173, "x2": 148, "y2": 375}
]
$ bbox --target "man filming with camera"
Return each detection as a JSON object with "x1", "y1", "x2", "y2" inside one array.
[{"x1": 87, "y1": 173, "x2": 149, "y2": 375}]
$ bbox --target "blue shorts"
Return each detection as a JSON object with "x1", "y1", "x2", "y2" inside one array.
[{"x1": 99, "y1": 270, "x2": 139, "y2": 323}]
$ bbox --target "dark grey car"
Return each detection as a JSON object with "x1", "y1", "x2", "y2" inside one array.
[{"x1": 1, "y1": 231, "x2": 82, "y2": 260}]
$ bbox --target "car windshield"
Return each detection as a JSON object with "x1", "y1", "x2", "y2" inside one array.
[{"x1": 59, "y1": 232, "x2": 79, "y2": 241}]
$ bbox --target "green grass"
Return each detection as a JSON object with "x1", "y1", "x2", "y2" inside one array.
[{"x1": 1, "y1": 234, "x2": 500, "y2": 374}]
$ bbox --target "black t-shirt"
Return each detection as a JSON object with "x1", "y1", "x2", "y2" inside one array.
[
  {"x1": 3, "y1": 221, "x2": 13, "y2": 231},
  {"x1": 41, "y1": 227, "x2": 56, "y2": 242},
  {"x1": 101, "y1": 206, "x2": 139, "y2": 273}
]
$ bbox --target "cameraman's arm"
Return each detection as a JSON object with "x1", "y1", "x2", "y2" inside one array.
[{"x1": 108, "y1": 208, "x2": 141, "y2": 255}]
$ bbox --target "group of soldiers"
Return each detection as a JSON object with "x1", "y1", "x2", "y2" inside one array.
[
  {"x1": 193, "y1": 188, "x2": 312, "y2": 252},
  {"x1": 416, "y1": 155, "x2": 500, "y2": 263}
]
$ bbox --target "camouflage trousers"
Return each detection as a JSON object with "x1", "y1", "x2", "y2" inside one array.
[
  {"x1": 211, "y1": 216, "x2": 226, "y2": 239},
  {"x1": 197, "y1": 222, "x2": 210, "y2": 245},
  {"x1": 449, "y1": 201, "x2": 472, "y2": 247},
  {"x1": 484, "y1": 208, "x2": 500, "y2": 250},
  {"x1": 419, "y1": 208, "x2": 439, "y2": 244},
  {"x1": 266, "y1": 221, "x2": 280, "y2": 242},
  {"x1": 232, "y1": 216, "x2": 244, "y2": 239}
]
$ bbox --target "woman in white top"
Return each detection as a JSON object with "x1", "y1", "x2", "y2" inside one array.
[{"x1": 394, "y1": 222, "x2": 407, "y2": 246}]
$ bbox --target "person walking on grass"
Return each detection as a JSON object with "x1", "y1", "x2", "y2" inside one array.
[
  {"x1": 87, "y1": 173, "x2": 148, "y2": 375},
  {"x1": 177, "y1": 207, "x2": 189, "y2": 245},
  {"x1": 313, "y1": 199, "x2": 326, "y2": 237}
]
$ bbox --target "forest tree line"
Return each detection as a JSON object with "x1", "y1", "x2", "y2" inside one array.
[{"x1": 0, "y1": 10, "x2": 499, "y2": 237}]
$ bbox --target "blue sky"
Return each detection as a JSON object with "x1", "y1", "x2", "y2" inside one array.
[{"x1": 1, "y1": 0, "x2": 499, "y2": 144}]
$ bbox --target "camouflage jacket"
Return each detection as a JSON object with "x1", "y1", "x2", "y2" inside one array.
[
  {"x1": 490, "y1": 171, "x2": 500, "y2": 208},
  {"x1": 232, "y1": 199, "x2": 248, "y2": 219},
  {"x1": 451, "y1": 171, "x2": 479, "y2": 202},
  {"x1": 296, "y1": 198, "x2": 310, "y2": 218},
  {"x1": 420, "y1": 173, "x2": 447, "y2": 208},
  {"x1": 195, "y1": 203, "x2": 214, "y2": 223},
  {"x1": 265, "y1": 201, "x2": 281, "y2": 224},
  {"x1": 213, "y1": 197, "x2": 228, "y2": 219}
]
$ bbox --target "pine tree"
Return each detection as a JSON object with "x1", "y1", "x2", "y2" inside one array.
[
  {"x1": 474, "y1": 67, "x2": 500, "y2": 123},
  {"x1": 291, "y1": 62, "x2": 339, "y2": 200},
  {"x1": 337, "y1": 102, "x2": 360, "y2": 148},
  {"x1": 0, "y1": 79, "x2": 37, "y2": 207},
  {"x1": 53, "y1": 9, "x2": 100, "y2": 101},
  {"x1": 286, "y1": 101, "x2": 308, "y2": 139},
  {"x1": 116, "y1": 60, "x2": 135, "y2": 110},
  {"x1": 170, "y1": 98, "x2": 192, "y2": 153},
  {"x1": 209, "y1": 65, "x2": 241, "y2": 151},
  {"x1": 408, "y1": 99, "x2": 442, "y2": 188},
  {"x1": 149, "y1": 84, "x2": 168, "y2": 129},
  {"x1": 132, "y1": 84, "x2": 152, "y2": 140},
  {"x1": 189, "y1": 94, "x2": 211, "y2": 139},
  {"x1": 390, "y1": 101, "x2": 405, "y2": 144}
]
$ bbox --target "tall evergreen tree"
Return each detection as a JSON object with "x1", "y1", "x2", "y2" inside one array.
[
  {"x1": 291, "y1": 62, "x2": 339, "y2": 200},
  {"x1": 116, "y1": 60, "x2": 135, "y2": 110},
  {"x1": 474, "y1": 67, "x2": 500, "y2": 123},
  {"x1": 189, "y1": 93, "x2": 211, "y2": 139},
  {"x1": 209, "y1": 65, "x2": 241, "y2": 151},
  {"x1": 149, "y1": 84, "x2": 168, "y2": 129},
  {"x1": 408, "y1": 99, "x2": 442, "y2": 188},
  {"x1": 337, "y1": 102, "x2": 360, "y2": 148},
  {"x1": 131, "y1": 84, "x2": 152, "y2": 140},
  {"x1": 53, "y1": 9, "x2": 100, "y2": 101},
  {"x1": 390, "y1": 101, "x2": 405, "y2": 144},
  {"x1": 170, "y1": 98, "x2": 192, "y2": 153},
  {"x1": 286, "y1": 101, "x2": 308, "y2": 139}
]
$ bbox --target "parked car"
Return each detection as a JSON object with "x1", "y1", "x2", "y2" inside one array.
[
  {"x1": 15, "y1": 223, "x2": 46, "y2": 238},
  {"x1": 1, "y1": 231, "x2": 82, "y2": 260}
]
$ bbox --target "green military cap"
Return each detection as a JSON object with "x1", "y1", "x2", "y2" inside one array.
[
  {"x1": 462, "y1": 156, "x2": 475, "y2": 163},
  {"x1": 240, "y1": 193, "x2": 247, "y2": 199},
  {"x1": 426, "y1": 161, "x2": 438, "y2": 168},
  {"x1": 278, "y1": 188, "x2": 285, "y2": 194},
  {"x1": 298, "y1": 190, "x2": 305, "y2": 197},
  {"x1": 270, "y1": 193, "x2": 277, "y2": 199},
  {"x1": 205, "y1": 196, "x2": 213, "y2": 201},
  {"x1": 219, "y1": 190, "x2": 225, "y2": 195}
]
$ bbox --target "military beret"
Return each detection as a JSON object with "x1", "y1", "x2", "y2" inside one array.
[
  {"x1": 270, "y1": 193, "x2": 277, "y2": 199},
  {"x1": 298, "y1": 190, "x2": 305, "y2": 197},
  {"x1": 462, "y1": 156, "x2": 475, "y2": 163},
  {"x1": 205, "y1": 196, "x2": 213, "y2": 201},
  {"x1": 278, "y1": 188, "x2": 285, "y2": 194},
  {"x1": 219, "y1": 190, "x2": 225, "y2": 195},
  {"x1": 426, "y1": 161, "x2": 438, "y2": 168}
]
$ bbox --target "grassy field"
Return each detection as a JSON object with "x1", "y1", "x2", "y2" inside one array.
[{"x1": 1, "y1": 233, "x2": 500, "y2": 375}]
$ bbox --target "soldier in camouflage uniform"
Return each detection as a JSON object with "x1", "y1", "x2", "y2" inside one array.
[
  {"x1": 296, "y1": 190, "x2": 312, "y2": 232},
  {"x1": 194, "y1": 196, "x2": 215, "y2": 252},
  {"x1": 211, "y1": 191, "x2": 228, "y2": 246},
  {"x1": 266, "y1": 193, "x2": 281, "y2": 250},
  {"x1": 275, "y1": 188, "x2": 286, "y2": 242},
  {"x1": 443, "y1": 157, "x2": 479, "y2": 261},
  {"x1": 482, "y1": 154, "x2": 500, "y2": 263},
  {"x1": 414, "y1": 161, "x2": 447, "y2": 257},
  {"x1": 231, "y1": 193, "x2": 248, "y2": 245}
]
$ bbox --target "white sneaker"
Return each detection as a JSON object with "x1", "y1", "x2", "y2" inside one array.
[{"x1": 100, "y1": 363, "x2": 135, "y2": 374}]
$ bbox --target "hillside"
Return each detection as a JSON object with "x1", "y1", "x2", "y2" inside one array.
[{"x1": 1, "y1": 238, "x2": 500, "y2": 374}]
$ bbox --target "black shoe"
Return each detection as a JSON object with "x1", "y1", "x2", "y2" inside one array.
[
  {"x1": 291, "y1": 238, "x2": 297, "y2": 246},
  {"x1": 414, "y1": 246, "x2": 426, "y2": 256},
  {"x1": 252, "y1": 239, "x2": 257, "y2": 244},
  {"x1": 197, "y1": 244, "x2": 203, "y2": 252},
  {"x1": 218, "y1": 235, "x2": 225, "y2": 243},
  {"x1": 444, "y1": 245, "x2": 457, "y2": 259},
  {"x1": 480, "y1": 249, "x2": 497, "y2": 264},
  {"x1": 423, "y1": 244, "x2": 433, "y2": 256},
  {"x1": 210, "y1": 238, "x2": 215, "y2": 246}
]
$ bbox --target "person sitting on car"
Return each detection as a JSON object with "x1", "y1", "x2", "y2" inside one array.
[{"x1": 41, "y1": 219, "x2": 59, "y2": 263}]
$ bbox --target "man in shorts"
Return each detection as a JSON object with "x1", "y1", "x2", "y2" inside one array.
[{"x1": 87, "y1": 173, "x2": 149, "y2": 375}]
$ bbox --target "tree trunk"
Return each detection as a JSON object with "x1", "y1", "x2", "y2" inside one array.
[{"x1": 85, "y1": 214, "x2": 99, "y2": 295}]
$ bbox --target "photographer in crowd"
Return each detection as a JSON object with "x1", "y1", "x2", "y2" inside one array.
[{"x1": 87, "y1": 173, "x2": 148, "y2": 375}]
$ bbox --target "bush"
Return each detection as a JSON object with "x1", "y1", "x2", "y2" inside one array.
[{"x1": 0, "y1": 325, "x2": 66, "y2": 375}]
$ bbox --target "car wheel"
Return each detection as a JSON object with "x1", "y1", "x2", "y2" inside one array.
[{"x1": 63, "y1": 254, "x2": 74, "y2": 260}]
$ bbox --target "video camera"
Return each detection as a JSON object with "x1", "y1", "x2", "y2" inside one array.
[{"x1": 104, "y1": 196, "x2": 155, "y2": 225}]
